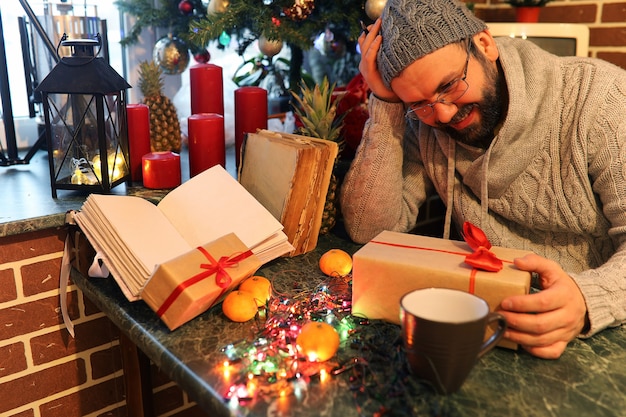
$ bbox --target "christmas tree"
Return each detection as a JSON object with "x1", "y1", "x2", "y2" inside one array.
[
  {"x1": 115, "y1": 0, "x2": 209, "y2": 55},
  {"x1": 115, "y1": 0, "x2": 373, "y2": 89},
  {"x1": 189, "y1": 0, "x2": 365, "y2": 53}
]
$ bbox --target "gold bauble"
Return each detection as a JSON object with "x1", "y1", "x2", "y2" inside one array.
[
  {"x1": 284, "y1": 0, "x2": 315, "y2": 21},
  {"x1": 258, "y1": 35, "x2": 283, "y2": 58},
  {"x1": 365, "y1": 0, "x2": 387, "y2": 20},
  {"x1": 152, "y1": 35, "x2": 190, "y2": 75},
  {"x1": 207, "y1": 0, "x2": 229, "y2": 15}
]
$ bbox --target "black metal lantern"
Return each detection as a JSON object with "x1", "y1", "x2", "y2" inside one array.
[{"x1": 36, "y1": 34, "x2": 131, "y2": 198}]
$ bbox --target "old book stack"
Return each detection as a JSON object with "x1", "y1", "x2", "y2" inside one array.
[{"x1": 238, "y1": 129, "x2": 339, "y2": 256}]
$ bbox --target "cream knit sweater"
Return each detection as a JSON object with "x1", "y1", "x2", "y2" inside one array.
[{"x1": 340, "y1": 37, "x2": 626, "y2": 338}]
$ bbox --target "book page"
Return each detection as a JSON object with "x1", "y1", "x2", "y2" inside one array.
[
  {"x1": 157, "y1": 165, "x2": 285, "y2": 250},
  {"x1": 78, "y1": 202, "x2": 148, "y2": 281},
  {"x1": 74, "y1": 205, "x2": 144, "y2": 300},
  {"x1": 86, "y1": 194, "x2": 191, "y2": 273}
]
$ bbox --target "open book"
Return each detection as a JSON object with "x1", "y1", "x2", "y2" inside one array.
[
  {"x1": 238, "y1": 129, "x2": 338, "y2": 256},
  {"x1": 74, "y1": 165, "x2": 294, "y2": 301}
]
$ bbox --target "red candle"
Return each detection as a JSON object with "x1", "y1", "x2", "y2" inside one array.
[
  {"x1": 234, "y1": 86, "x2": 268, "y2": 167},
  {"x1": 190, "y1": 63, "x2": 224, "y2": 115},
  {"x1": 126, "y1": 103, "x2": 151, "y2": 182},
  {"x1": 142, "y1": 152, "x2": 181, "y2": 189},
  {"x1": 188, "y1": 113, "x2": 225, "y2": 177}
]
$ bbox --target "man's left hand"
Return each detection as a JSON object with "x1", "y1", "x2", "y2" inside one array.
[{"x1": 499, "y1": 253, "x2": 588, "y2": 359}]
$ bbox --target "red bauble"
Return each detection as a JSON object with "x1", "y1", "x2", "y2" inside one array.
[
  {"x1": 193, "y1": 49, "x2": 211, "y2": 64},
  {"x1": 178, "y1": 0, "x2": 194, "y2": 15}
]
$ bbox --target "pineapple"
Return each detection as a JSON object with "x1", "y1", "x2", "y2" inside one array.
[
  {"x1": 138, "y1": 61, "x2": 182, "y2": 152},
  {"x1": 291, "y1": 77, "x2": 345, "y2": 235}
]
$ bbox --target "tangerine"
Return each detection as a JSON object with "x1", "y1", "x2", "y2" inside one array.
[
  {"x1": 296, "y1": 321, "x2": 340, "y2": 362},
  {"x1": 222, "y1": 290, "x2": 258, "y2": 322},
  {"x1": 319, "y1": 249, "x2": 353, "y2": 277},
  {"x1": 239, "y1": 276, "x2": 272, "y2": 307}
]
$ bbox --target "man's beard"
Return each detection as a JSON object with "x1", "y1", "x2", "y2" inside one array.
[{"x1": 440, "y1": 60, "x2": 503, "y2": 149}]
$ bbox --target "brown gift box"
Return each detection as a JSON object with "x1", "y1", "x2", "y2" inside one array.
[
  {"x1": 351, "y1": 230, "x2": 532, "y2": 349},
  {"x1": 141, "y1": 233, "x2": 261, "y2": 330}
]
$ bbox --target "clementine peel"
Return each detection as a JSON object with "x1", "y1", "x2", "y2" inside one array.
[
  {"x1": 319, "y1": 248, "x2": 353, "y2": 277},
  {"x1": 296, "y1": 321, "x2": 340, "y2": 362},
  {"x1": 222, "y1": 290, "x2": 258, "y2": 322},
  {"x1": 239, "y1": 276, "x2": 272, "y2": 307}
]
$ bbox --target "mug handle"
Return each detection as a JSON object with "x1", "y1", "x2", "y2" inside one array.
[{"x1": 477, "y1": 312, "x2": 507, "y2": 359}]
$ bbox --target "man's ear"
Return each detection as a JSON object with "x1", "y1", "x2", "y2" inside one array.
[{"x1": 475, "y1": 30, "x2": 500, "y2": 62}]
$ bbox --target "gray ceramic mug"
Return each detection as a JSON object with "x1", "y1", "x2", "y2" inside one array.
[{"x1": 400, "y1": 288, "x2": 507, "y2": 394}]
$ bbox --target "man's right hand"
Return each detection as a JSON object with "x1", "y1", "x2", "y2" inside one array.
[{"x1": 358, "y1": 18, "x2": 401, "y2": 103}]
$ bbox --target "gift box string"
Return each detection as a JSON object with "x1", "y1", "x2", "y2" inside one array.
[
  {"x1": 156, "y1": 247, "x2": 254, "y2": 317},
  {"x1": 368, "y1": 239, "x2": 513, "y2": 295}
]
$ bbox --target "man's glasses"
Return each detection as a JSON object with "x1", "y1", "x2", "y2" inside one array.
[{"x1": 405, "y1": 39, "x2": 472, "y2": 121}]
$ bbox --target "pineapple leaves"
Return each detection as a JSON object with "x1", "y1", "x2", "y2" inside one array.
[{"x1": 290, "y1": 77, "x2": 346, "y2": 146}]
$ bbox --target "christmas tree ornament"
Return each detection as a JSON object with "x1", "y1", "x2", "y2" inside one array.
[
  {"x1": 152, "y1": 35, "x2": 190, "y2": 75},
  {"x1": 218, "y1": 31, "x2": 231, "y2": 46},
  {"x1": 258, "y1": 35, "x2": 283, "y2": 58},
  {"x1": 178, "y1": 0, "x2": 194, "y2": 15},
  {"x1": 207, "y1": 0, "x2": 229, "y2": 15},
  {"x1": 322, "y1": 29, "x2": 347, "y2": 60},
  {"x1": 365, "y1": 0, "x2": 387, "y2": 20},
  {"x1": 284, "y1": 0, "x2": 315, "y2": 21},
  {"x1": 193, "y1": 49, "x2": 211, "y2": 63}
]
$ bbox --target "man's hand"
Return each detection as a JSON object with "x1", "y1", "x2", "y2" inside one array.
[
  {"x1": 358, "y1": 18, "x2": 400, "y2": 103},
  {"x1": 498, "y1": 253, "x2": 588, "y2": 359}
]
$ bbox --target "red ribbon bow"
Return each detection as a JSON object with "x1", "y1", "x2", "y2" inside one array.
[
  {"x1": 156, "y1": 246, "x2": 253, "y2": 317},
  {"x1": 462, "y1": 222, "x2": 503, "y2": 272}
]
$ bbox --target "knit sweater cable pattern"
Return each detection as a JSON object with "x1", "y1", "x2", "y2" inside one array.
[{"x1": 339, "y1": 37, "x2": 626, "y2": 338}]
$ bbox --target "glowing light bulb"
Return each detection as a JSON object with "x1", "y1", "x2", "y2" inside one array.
[
  {"x1": 223, "y1": 361, "x2": 231, "y2": 379},
  {"x1": 320, "y1": 369, "x2": 329, "y2": 383},
  {"x1": 236, "y1": 385, "x2": 249, "y2": 398}
]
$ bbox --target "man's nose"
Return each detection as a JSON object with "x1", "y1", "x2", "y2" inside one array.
[{"x1": 433, "y1": 102, "x2": 458, "y2": 124}]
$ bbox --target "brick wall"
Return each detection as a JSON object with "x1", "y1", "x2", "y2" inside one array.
[
  {"x1": 0, "y1": 227, "x2": 205, "y2": 417},
  {"x1": 471, "y1": 0, "x2": 626, "y2": 69}
]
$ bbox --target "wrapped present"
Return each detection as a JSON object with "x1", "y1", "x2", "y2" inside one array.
[
  {"x1": 352, "y1": 225, "x2": 532, "y2": 349},
  {"x1": 142, "y1": 233, "x2": 261, "y2": 330}
]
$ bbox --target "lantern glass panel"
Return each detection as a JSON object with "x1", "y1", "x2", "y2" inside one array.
[{"x1": 46, "y1": 90, "x2": 129, "y2": 188}]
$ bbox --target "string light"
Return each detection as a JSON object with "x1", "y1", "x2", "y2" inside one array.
[
  {"x1": 217, "y1": 272, "x2": 442, "y2": 416},
  {"x1": 219, "y1": 275, "x2": 357, "y2": 403}
]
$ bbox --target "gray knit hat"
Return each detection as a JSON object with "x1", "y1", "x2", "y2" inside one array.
[{"x1": 378, "y1": 0, "x2": 487, "y2": 88}]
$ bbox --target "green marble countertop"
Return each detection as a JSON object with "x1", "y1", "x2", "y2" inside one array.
[{"x1": 72, "y1": 228, "x2": 626, "y2": 417}]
